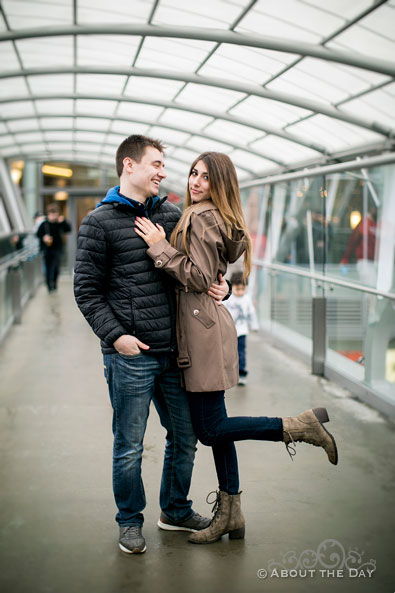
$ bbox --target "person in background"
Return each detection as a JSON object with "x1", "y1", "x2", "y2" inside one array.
[
  {"x1": 224, "y1": 271, "x2": 259, "y2": 386},
  {"x1": 36, "y1": 203, "x2": 71, "y2": 292},
  {"x1": 340, "y1": 206, "x2": 377, "y2": 285}
]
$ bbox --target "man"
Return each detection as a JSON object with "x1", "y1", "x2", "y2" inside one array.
[
  {"x1": 36, "y1": 203, "x2": 71, "y2": 292},
  {"x1": 74, "y1": 135, "x2": 228, "y2": 554}
]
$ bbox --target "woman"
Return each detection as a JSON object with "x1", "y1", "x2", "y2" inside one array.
[{"x1": 135, "y1": 152, "x2": 338, "y2": 545}]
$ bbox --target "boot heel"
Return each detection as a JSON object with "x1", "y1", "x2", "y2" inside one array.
[
  {"x1": 229, "y1": 527, "x2": 245, "y2": 540},
  {"x1": 313, "y1": 407, "x2": 329, "y2": 424}
]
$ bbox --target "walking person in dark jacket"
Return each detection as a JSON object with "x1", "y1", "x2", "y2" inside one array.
[
  {"x1": 36, "y1": 203, "x2": 71, "y2": 292},
  {"x1": 73, "y1": 135, "x2": 228, "y2": 554}
]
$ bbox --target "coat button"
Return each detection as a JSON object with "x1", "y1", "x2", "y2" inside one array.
[
  {"x1": 155, "y1": 259, "x2": 163, "y2": 267},
  {"x1": 193, "y1": 309, "x2": 199, "y2": 315}
]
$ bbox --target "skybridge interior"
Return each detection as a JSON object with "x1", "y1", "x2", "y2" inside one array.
[{"x1": 0, "y1": 1, "x2": 395, "y2": 592}]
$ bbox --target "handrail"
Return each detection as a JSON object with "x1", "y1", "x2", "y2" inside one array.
[
  {"x1": 0, "y1": 245, "x2": 40, "y2": 273},
  {"x1": 240, "y1": 152, "x2": 395, "y2": 188},
  {"x1": 253, "y1": 259, "x2": 395, "y2": 301}
]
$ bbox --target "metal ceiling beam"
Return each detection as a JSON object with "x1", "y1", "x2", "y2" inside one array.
[
  {"x1": 0, "y1": 93, "x2": 328, "y2": 154},
  {"x1": 0, "y1": 66, "x2": 391, "y2": 136},
  {"x1": 0, "y1": 138, "x2": 258, "y2": 175},
  {"x1": 0, "y1": 118, "x2": 286, "y2": 166},
  {"x1": 0, "y1": 24, "x2": 394, "y2": 77}
]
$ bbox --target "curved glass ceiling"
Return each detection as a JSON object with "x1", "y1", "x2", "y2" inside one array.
[{"x1": 0, "y1": 0, "x2": 394, "y2": 192}]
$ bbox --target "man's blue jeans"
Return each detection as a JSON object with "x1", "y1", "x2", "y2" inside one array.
[{"x1": 103, "y1": 352, "x2": 197, "y2": 527}]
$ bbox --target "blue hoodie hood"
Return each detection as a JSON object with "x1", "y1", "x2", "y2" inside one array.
[{"x1": 96, "y1": 186, "x2": 162, "y2": 213}]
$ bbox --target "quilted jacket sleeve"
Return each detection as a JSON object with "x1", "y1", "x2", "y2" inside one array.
[
  {"x1": 73, "y1": 216, "x2": 126, "y2": 346},
  {"x1": 146, "y1": 210, "x2": 221, "y2": 293}
]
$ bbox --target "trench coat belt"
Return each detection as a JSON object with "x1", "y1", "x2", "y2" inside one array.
[{"x1": 175, "y1": 286, "x2": 192, "y2": 369}]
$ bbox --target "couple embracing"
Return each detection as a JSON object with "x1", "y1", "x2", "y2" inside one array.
[{"x1": 74, "y1": 134, "x2": 338, "y2": 554}]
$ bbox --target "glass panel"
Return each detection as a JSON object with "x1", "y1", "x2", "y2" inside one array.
[
  {"x1": 199, "y1": 44, "x2": 296, "y2": 85},
  {"x1": 253, "y1": 269, "x2": 314, "y2": 357},
  {"x1": 230, "y1": 96, "x2": 311, "y2": 127},
  {"x1": 328, "y1": 27, "x2": 395, "y2": 62},
  {"x1": 15, "y1": 37, "x2": 73, "y2": 68},
  {"x1": 74, "y1": 132, "x2": 107, "y2": 144},
  {"x1": 77, "y1": 36, "x2": 142, "y2": 67},
  {"x1": 1, "y1": 101, "x2": 35, "y2": 118},
  {"x1": 237, "y1": 7, "x2": 321, "y2": 42},
  {"x1": 0, "y1": 77, "x2": 29, "y2": 99},
  {"x1": 326, "y1": 286, "x2": 395, "y2": 401},
  {"x1": 271, "y1": 177, "x2": 328, "y2": 275},
  {"x1": 250, "y1": 135, "x2": 321, "y2": 163},
  {"x1": 75, "y1": 99, "x2": 118, "y2": 116},
  {"x1": 341, "y1": 88, "x2": 395, "y2": 130},
  {"x1": 3, "y1": 0, "x2": 72, "y2": 28},
  {"x1": 267, "y1": 71, "x2": 352, "y2": 103},
  {"x1": 76, "y1": 75, "x2": 128, "y2": 96},
  {"x1": 0, "y1": 41, "x2": 21, "y2": 72},
  {"x1": 0, "y1": 135, "x2": 15, "y2": 147},
  {"x1": 159, "y1": 109, "x2": 213, "y2": 131},
  {"x1": 185, "y1": 136, "x2": 233, "y2": 153},
  {"x1": 8, "y1": 118, "x2": 40, "y2": 132},
  {"x1": 287, "y1": 115, "x2": 384, "y2": 152},
  {"x1": 135, "y1": 38, "x2": 216, "y2": 71},
  {"x1": 252, "y1": 0, "x2": 344, "y2": 36},
  {"x1": 14, "y1": 132, "x2": 45, "y2": 144},
  {"x1": 176, "y1": 84, "x2": 246, "y2": 111},
  {"x1": 78, "y1": 0, "x2": 151, "y2": 24},
  {"x1": 327, "y1": 164, "x2": 395, "y2": 291},
  {"x1": 109, "y1": 121, "x2": 150, "y2": 136},
  {"x1": 231, "y1": 149, "x2": 274, "y2": 173},
  {"x1": 28, "y1": 75, "x2": 74, "y2": 96},
  {"x1": 304, "y1": 0, "x2": 372, "y2": 20},
  {"x1": 203, "y1": 120, "x2": 263, "y2": 144},
  {"x1": 152, "y1": 0, "x2": 241, "y2": 28},
  {"x1": 35, "y1": 100, "x2": 74, "y2": 115},
  {"x1": 124, "y1": 77, "x2": 184, "y2": 101},
  {"x1": 148, "y1": 127, "x2": 191, "y2": 145},
  {"x1": 296, "y1": 58, "x2": 389, "y2": 94},
  {"x1": 77, "y1": 117, "x2": 113, "y2": 131},
  {"x1": 116, "y1": 103, "x2": 164, "y2": 121}
]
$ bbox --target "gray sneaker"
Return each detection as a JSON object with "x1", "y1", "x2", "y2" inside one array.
[
  {"x1": 157, "y1": 511, "x2": 211, "y2": 532},
  {"x1": 119, "y1": 525, "x2": 146, "y2": 554}
]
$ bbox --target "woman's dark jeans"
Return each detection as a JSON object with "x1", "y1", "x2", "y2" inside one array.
[{"x1": 187, "y1": 391, "x2": 283, "y2": 495}]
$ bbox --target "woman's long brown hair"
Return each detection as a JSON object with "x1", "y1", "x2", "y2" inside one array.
[{"x1": 170, "y1": 152, "x2": 252, "y2": 279}]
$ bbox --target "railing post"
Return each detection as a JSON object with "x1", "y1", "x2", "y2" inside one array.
[
  {"x1": 312, "y1": 296, "x2": 326, "y2": 375},
  {"x1": 10, "y1": 264, "x2": 22, "y2": 325}
]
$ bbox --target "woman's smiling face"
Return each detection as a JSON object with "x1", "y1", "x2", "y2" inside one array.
[{"x1": 189, "y1": 160, "x2": 211, "y2": 203}]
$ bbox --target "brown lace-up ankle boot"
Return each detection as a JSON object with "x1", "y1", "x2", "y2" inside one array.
[
  {"x1": 188, "y1": 490, "x2": 245, "y2": 544},
  {"x1": 282, "y1": 407, "x2": 338, "y2": 465}
]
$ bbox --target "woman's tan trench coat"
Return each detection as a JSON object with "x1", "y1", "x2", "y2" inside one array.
[{"x1": 147, "y1": 201, "x2": 247, "y2": 392}]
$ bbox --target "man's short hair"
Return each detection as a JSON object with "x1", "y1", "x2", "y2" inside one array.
[
  {"x1": 116, "y1": 134, "x2": 166, "y2": 177},
  {"x1": 47, "y1": 203, "x2": 60, "y2": 214}
]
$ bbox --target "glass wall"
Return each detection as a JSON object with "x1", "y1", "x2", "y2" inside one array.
[
  {"x1": 242, "y1": 161, "x2": 395, "y2": 413},
  {"x1": 0, "y1": 232, "x2": 41, "y2": 342}
]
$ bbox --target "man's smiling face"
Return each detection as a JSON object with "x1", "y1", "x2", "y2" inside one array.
[{"x1": 127, "y1": 146, "x2": 167, "y2": 199}]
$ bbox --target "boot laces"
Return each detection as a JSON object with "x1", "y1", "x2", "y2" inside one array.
[
  {"x1": 284, "y1": 431, "x2": 296, "y2": 461},
  {"x1": 206, "y1": 490, "x2": 222, "y2": 524}
]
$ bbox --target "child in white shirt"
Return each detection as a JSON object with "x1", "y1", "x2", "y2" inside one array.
[{"x1": 224, "y1": 272, "x2": 259, "y2": 385}]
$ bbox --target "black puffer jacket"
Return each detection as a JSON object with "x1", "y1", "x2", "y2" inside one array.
[{"x1": 74, "y1": 195, "x2": 181, "y2": 354}]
